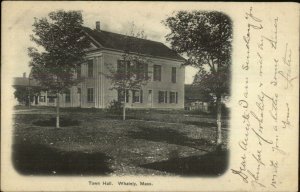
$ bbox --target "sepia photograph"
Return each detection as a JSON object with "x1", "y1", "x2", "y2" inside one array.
[
  {"x1": 12, "y1": 6, "x2": 231, "y2": 177},
  {"x1": 1, "y1": 2, "x2": 298, "y2": 192}
]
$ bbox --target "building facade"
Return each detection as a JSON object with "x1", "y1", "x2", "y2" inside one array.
[{"x1": 63, "y1": 51, "x2": 185, "y2": 109}]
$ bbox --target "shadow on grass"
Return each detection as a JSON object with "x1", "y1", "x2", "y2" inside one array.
[
  {"x1": 127, "y1": 127, "x2": 212, "y2": 152},
  {"x1": 140, "y1": 149, "x2": 229, "y2": 176},
  {"x1": 182, "y1": 121, "x2": 228, "y2": 128},
  {"x1": 12, "y1": 142, "x2": 112, "y2": 175},
  {"x1": 182, "y1": 121, "x2": 216, "y2": 127},
  {"x1": 33, "y1": 117, "x2": 80, "y2": 127}
]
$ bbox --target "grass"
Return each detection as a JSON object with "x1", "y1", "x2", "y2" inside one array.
[
  {"x1": 33, "y1": 117, "x2": 80, "y2": 127},
  {"x1": 12, "y1": 106, "x2": 229, "y2": 176}
]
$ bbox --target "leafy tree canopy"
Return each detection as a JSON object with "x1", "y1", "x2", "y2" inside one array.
[
  {"x1": 13, "y1": 86, "x2": 42, "y2": 103},
  {"x1": 28, "y1": 10, "x2": 90, "y2": 93},
  {"x1": 104, "y1": 24, "x2": 151, "y2": 91},
  {"x1": 164, "y1": 11, "x2": 232, "y2": 97}
]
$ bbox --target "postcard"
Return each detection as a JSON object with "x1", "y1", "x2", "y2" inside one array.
[{"x1": 1, "y1": 2, "x2": 299, "y2": 191}]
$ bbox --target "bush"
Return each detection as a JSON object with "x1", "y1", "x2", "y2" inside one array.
[
  {"x1": 184, "y1": 109, "x2": 211, "y2": 116},
  {"x1": 107, "y1": 100, "x2": 123, "y2": 115},
  {"x1": 208, "y1": 103, "x2": 230, "y2": 117}
]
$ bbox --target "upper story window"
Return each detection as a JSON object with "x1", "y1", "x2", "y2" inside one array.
[
  {"x1": 117, "y1": 60, "x2": 130, "y2": 79},
  {"x1": 117, "y1": 60, "x2": 125, "y2": 78},
  {"x1": 153, "y1": 65, "x2": 161, "y2": 81},
  {"x1": 118, "y1": 60, "x2": 148, "y2": 81},
  {"x1": 171, "y1": 67, "x2": 176, "y2": 83},
  {"x1": 136, "y1": 63, "x2": 148, "y2": 80},
  {"x1": 65, "y1": 90, "x2": 71, "y2": 103},
  {"x1": 87, "y1": 88, "x2": 94, "y2": 102},
  {"x1": 88, "y1": 59, "x2": 93, "y2": 78}
]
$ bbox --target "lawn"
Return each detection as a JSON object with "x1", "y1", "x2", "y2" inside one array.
[{"x1": 12, "y1": 106, "x2": 229, "y2": 176}]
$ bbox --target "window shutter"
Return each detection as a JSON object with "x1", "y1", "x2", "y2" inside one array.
[
  {"x1": 140, "y1": 90, "x2": 143, "y2": 103},
  {"x1": 77, "y1": 65, "x2": 81, "y2": 79},
  {"x1": 172, "y1": 67, "x2": 176, "y2": 83},
  {"x1": 126, "y1": 61, "x2": 131, "y2": 79},
  {"x1": 159, "y1": 66, "x2": 161, "y2": 81},
  {"x1": 144, "y1": 63, "x2": 148, "y2": 79},
  {"x1": 165, "y1": 91, "x2": 168, "y2": 103},
  {"x1": 126, "y1": 89, "x2": 129, "y2": 103},
  {"x1": 132, "y1": 90, "x2": 135, "y2": 103},
  {"x1": 117, "y1": 89, "x2": 122, "y2": 102},
  {"x1": 158, "y1": 91, "x2": 162, "y2": 103}
]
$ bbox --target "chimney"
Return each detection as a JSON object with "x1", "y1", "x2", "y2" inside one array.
[
  {"x1": 23, "y1": 72, "x2": 26, "y2": 78},
  {"x1": 96, "y1": 21, "x2": 100, "y2": 31}
]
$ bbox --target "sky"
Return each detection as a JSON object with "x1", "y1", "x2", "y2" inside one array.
[{"x1": 2, "y1": 1, "x2": 201, "y2": 84}]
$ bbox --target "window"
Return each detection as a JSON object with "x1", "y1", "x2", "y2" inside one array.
[
  {"x1": 170, "y1": 92, "x2": 176, "y2": 103},
  {"x1": 88, "y1": 59, "x2": 93, "y2": 77},
  {"x1": 117, "y1": 60, "x2": 126, "y2": 79},
  {"x1": 172, "y1": 67, "x2": 176, "y2": 83},
  {"x1": 164, "y1": 91, "x2": 168, "y2": 103},
  {"x1": 170, "y1": 92, "x2": 178, "y2": 104},
  {"x1": 65, "y1": 90, "x2": 71, "y2": 103},
  {"x1": 77, "y1": 88, "x2": 81, "y2": 94},
  {"x1": 87, "y1": 88, "x2": 94, "y2": 102},
  {"x1": 132, "y1": 90, "x2": 143, "y2": 103},
  {"x1": 144, "y1": 63, "x2": 148, "y2": 80},
  {"x1": 118, "y1": 60, "x2": 148, "y2": 81},
  {"x1": 153, "y1": 65, "x2": 161, "y2": 81},
  {"x1": 135, "y1": 63, "x2": 142, "y2": 80},
  {"x1": 158, "y1": 91, "x2": 164, "y2": 103},
  {"x1": 118, "y1": 89, "x2": 129, "y2": 103},
  {"x1": 158, "y1": 91, "x2": 167, "y2": 103},
  {"x1": 117, "y1": 60, "x2": 133, "y2": 79},
  {"x1": 136, "y1": 63, "x2": 148, "y2": 80}
]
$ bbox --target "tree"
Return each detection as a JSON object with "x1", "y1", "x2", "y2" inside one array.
[
  {"x1": 28, "y1": 10, "x2": 90, "y2": 128},
  {"x1": 103, "y1": 24, "x2": 151, "y2": 120},
  {"x1": 13, "y1": 86, "x2": 42, "y2": 106},
  {"x1": 164, "y1": 11, "x2": 232, "y2": 146}
]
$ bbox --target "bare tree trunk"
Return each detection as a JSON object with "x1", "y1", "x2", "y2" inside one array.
[
  {"x1": 216, "y1": 95, "x2": 222, "y2": 146},
  {"x1": 56, "y1": 92, "x2": 60, "y2": 128},
  {"x1": 123, "y1": 89, "x2": 126, "y2": 121}
]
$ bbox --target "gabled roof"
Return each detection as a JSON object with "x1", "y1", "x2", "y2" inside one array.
[{"x1": 83, "y1": 27, "x2": 185, "y2": 61}]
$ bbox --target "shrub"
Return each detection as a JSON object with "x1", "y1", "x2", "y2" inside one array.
[
  {"x1": 107, "y1": 100, "x2": 122, "y2": 115},
  {"x1": 208, "y1": 103, "x2": 230, "y2": 117}
]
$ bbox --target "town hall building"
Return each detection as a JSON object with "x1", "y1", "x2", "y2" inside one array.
[{"x1": 15, "y1": 22, "x2": 185, "y2": 109}]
